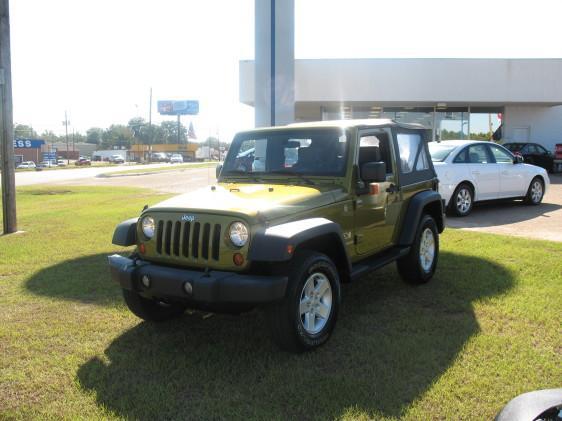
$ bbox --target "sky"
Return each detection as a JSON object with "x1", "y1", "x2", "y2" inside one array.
[{"x1": 9, "y1": 0, "x2": 562, "y2": 142}]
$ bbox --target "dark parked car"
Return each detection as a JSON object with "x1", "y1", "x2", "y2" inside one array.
[
  {"x1": 75, "y1": 157, "x2": 91, "y2": 166},
  {"x1": 503, "y1": 142, "x2": 554, "y2": 172}
]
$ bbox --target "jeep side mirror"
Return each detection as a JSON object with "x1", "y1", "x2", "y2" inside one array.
[
  {"x1": 216, "y1": 164, "x2": 223, "y2": 179},
  {"x1": 513, "y1": 155, "x2": 524, "y2": 164},
  {"x1": 361, "y1": 161, "x2": 386, "y2": 182}
]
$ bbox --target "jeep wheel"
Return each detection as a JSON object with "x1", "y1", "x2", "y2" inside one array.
[
  {"x1": 450, "y1": 183, "x2": 474, "y2": 217},
  {"x1": 122, "y1": 289, "x2": 186, "y2": 322},
  {"x1": 265, "y1": 251, "x2": 341, "y2": 353},
  {"x1": 524, "y1": 177, "x2": 544, "y2": 205},
  {"x1": 397, "y1": 214, "x2": 439, "y2": 284}
]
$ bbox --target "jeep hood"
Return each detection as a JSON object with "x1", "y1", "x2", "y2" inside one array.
[{"x1": 149, "y1": 183, "x2": 344, "y2": 221}]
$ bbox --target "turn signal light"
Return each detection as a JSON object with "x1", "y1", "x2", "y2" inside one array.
[
  {"x1": 369, "y1": 183, "x2": 380, "y2": 195},
  {"x1": 233, "y1": 253, "x2": 244, "y2": 266}
]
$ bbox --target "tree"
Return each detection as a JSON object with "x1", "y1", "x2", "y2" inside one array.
[
  {"x1": 160, "y1": 120, "x2": 187, "y2": 144},
  {"x1": 102, "y1": 124, "x2": 134, "y2": 149},
  {"x1": 86, "y1": 128, "x2": 103, "y2": 145},
  {"x1": 13, "y1": 123, "x2": 37, "y2": 139},
  {"x1": 40, "y1": 130, "x2": 60, "y2": 143}
]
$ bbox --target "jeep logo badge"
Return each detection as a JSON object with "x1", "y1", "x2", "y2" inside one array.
[{"x1": 181, "y1": 214, "x2": 195, "y2": 222}]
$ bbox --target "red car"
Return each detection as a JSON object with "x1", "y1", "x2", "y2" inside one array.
[{"x1": 75, "y1": 158, "x2": 91, "y2": 166}]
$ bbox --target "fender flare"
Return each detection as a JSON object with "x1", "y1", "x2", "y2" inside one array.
[
  {"x1": 112, "y1": 218, "x2": 138, "y2": 246},
  {"x1": 248, "y1": 217, "x2": 351, "y2": 271},
  {"x1": 397, "y1": 190, "x2": 444, "y2": 246}
]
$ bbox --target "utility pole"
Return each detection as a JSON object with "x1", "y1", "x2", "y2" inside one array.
[
  {"x1": 177, "y1": 114, "x2": 181, "y2": 144},
  {"x1": 63, "y1": 111, "x2": 70, "y2": 164},
  {"x1": 0, "y1": 0, "x2": 16, "y2": 234},
  {"x1": 148, "y1": 87, "x2": 152, "y2": 162}
]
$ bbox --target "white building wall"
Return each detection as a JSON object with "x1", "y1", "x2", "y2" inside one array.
[
  {"x1": 504, "y1": 105, "x2": 562, "y2": 152},
  {"x1": 241, "y1": 59, "x2": 562, "y2": 105}
]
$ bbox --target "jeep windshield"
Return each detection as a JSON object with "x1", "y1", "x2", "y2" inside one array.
[{"x1": 222, "y1": 128, "x2": 349, "y2": 178}]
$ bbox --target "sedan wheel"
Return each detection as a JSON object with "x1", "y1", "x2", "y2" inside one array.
[
  {"x1": 451, "y1": 184, "x2": 474, "y2": 217},
  {"x1": 524, "y1": 177, "x2": 544, "y2": 205}
]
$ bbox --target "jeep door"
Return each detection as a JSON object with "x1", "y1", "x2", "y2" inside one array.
[
  {"x1": 354, "y1": 129, "x2": 401, "y2": 255},
  {"x1": 392, "y1": 128, "x2": 437, "y2": 236}
]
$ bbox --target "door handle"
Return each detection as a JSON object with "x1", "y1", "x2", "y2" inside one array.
[{"x1": 386, "y1": 184, "x2": 399, "y2": 193}]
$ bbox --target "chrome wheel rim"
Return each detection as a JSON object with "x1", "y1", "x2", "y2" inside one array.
[
  {"x1": 419, "y1": 228, "x2": 435, "y2": 273},
  {"x1": 531, "y1": 181, "x2": 543, "y2": 203},
  {"x1": 456, "y1": 188, "x2": 472, "y2": 214},
  {"x1": 299, "y1": 272, "x2": 333, "y2": 335}
]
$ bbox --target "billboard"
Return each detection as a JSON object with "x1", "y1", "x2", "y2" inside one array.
[{"x1": 157, "y1": 100, "x2": 199, "y2": 116}]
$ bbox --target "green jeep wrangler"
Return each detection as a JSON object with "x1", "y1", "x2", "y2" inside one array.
[{"x1": 109, "y1": 120, "x2": 445, "y2": 352}]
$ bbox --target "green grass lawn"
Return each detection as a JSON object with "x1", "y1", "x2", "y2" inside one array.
[{"x1": 0, "y1": 186, "x2": 560, "y2": 420}]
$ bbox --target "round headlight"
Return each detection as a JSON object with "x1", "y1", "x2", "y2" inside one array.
[
  {"x1": 229, "y1": 221, "x2": 249, "y2": 247},
  {"x1": 141, "y1": 216, "x2": 155, "y2": 239}
]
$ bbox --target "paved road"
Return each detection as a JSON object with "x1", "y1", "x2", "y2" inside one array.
[
  {"x1": 15, "y1": 164, "x2": 562, "y2": 242},
  {"x1": 51, "y1": 166, "x2": 217, "y2": 194},
  {"x1": 12, "y1": 163, "x2": 182, "y2": 187}
]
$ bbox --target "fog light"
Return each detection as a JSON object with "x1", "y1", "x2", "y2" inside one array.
[
  {"x1": 183, "y1": 281, "x2": 193, "y2": 295},
  {"x1": 141, "y1": 274, "x2": 150, "y2": 288},
  {"x1": 233, "y1": 253, "x2": 244, "y2": 266}
]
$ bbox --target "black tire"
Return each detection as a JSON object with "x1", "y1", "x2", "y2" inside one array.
[
  {"x1": 122, "y1": 289, "x2": 186, "y2": 322},
  {"x1": 265, "y1": 251, "x2": 341, "y2": 353},
  {"x1": 449, "y1": 183, "x2": 474, "y2": 217},
  {"x1": 524, "y1": 177, "x2": 544, "y2": 205},
  {"x1": 397, "y1": 214, "x2": 439, "y2": 284}
]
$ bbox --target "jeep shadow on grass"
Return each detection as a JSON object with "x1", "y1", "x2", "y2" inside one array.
[
  {"x1": 71, "y1": 251, "x2": 513, "y2": 420},
  {"x1": 108, "y1": 120, "x2": 446, "y2": 352}
]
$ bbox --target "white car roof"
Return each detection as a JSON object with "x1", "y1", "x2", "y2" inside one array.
[{"x1": 432, "y1": 139, "x2": 491, "y2": 147}]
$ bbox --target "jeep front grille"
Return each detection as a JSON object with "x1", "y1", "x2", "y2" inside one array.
[{"x1": 155, "y1": 219, "x2": 222, "y2": 261}]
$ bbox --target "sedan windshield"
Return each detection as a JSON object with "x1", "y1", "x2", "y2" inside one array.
[
  {"x1": 222, "y1": 128, "x2": 348, "y2": 177},
  {"x1": 428, "y1": 142, "x2": 457, "y2": 162}
]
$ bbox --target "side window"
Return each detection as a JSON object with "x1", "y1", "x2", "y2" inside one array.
[
  {"x1": 489, "y1": 144, "x2": 514, "y2": 163},
  {"x1": 521, "y1": 144, "x2": 532, "y2": 154},
  {"x1": 467, "y1": 144, "x2": 491, "y2": 164},
  {"x1": 396, "y1": 133, "x2": 422, "y2": 173},
  {"x1": 536, "y1": 144, "x2": 549, "y2": 155},
  {"x1": 359, "y1": 133, "x2": 393, "y2": 174},
  {"x1": 453, "y1": 148, "x2": 468, "y2": 163},
  {"x1": 416, "y1": 146, "x2": 430, "y2": 170}
]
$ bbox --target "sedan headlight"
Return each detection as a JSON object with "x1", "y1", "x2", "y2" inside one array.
[
  {"x1": 229, "y1": 221, "x2": 249, "y2": 247},
  {"x1": 141, "y1": 216, "x2": 155, "y2": 239}
]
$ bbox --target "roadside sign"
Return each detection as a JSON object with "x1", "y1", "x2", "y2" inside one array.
[
  {"x1": 42, "y1": 152, "x2": 57, "y2": 161},
  {"x1": 157, "y1": 100, "x2": 199, "y2": 116},
  {"x1": 14, "y1": 138, "x2": 45, "y2": 148}
]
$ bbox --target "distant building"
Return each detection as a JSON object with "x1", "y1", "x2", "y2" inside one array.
[
  {"x1": 13, "y1": 138, "x2": 48, "y2": 164},
  {"x1": 129, "y1": 144, "x2": 198, "y2": 162},
  {"x1": 52, "y1": 142, "x2": 97, "y2": 159}
]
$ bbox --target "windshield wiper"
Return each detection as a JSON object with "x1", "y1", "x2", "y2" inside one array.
[{"x1": 266, "y1": 170, "x2": 316, "y2": 185}]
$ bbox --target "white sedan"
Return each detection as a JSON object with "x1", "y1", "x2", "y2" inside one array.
[{"x1": 429, "y1": 140, "x2": 550, "y2": 216}]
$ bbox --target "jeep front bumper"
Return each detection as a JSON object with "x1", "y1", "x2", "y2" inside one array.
[{"x1": 108, "y1": 254, "x2": 288, "y2": 304}]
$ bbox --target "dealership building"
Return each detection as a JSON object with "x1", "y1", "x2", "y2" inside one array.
[{"x1": 242, "y1": 1, "x2": 562, "y2": 152}]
